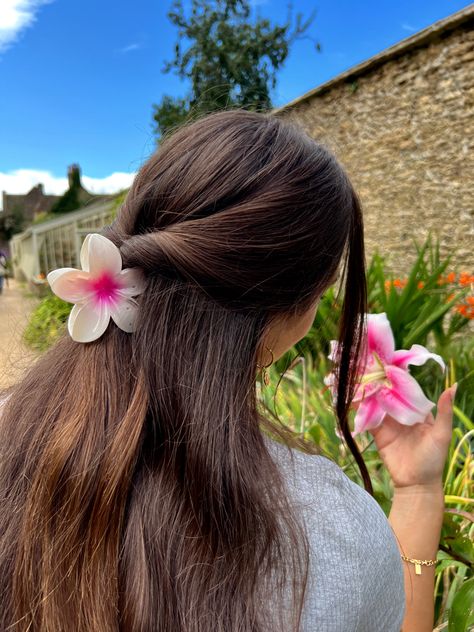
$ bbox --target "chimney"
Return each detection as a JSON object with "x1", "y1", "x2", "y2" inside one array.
[{"x1": 68, "y1": 164, "x2": 82, "y2": 189}]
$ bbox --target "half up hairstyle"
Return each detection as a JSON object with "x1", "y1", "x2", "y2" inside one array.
[{"x1": 0, "y1": 108, "x2": 369, "y2": 631}]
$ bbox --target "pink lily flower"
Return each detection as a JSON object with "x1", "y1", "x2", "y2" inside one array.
[
  {"x1": 324, "y1": 312, "x2": 446, "y2": 435},
  {"x1": 46, "y1": 233, "x2": 146, "y2": 343}
]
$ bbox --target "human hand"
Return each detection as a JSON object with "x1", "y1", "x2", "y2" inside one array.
[{"x1": 366, "y1": 384, "x2": 456, "y2": 489}]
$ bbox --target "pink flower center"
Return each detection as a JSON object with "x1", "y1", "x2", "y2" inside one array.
[{"x1": 87, "y1": 272, "x2": 124, "y2": 307}]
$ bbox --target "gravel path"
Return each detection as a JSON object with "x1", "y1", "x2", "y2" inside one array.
[{"x1": 0, "y1": 278, "x2": 41, "y2": 390}]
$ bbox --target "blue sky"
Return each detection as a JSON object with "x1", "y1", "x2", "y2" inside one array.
[{"x1": 0, "y1": 0, "x2": 471, "y2": 208}]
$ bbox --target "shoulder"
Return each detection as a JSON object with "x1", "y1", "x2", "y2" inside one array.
[
  {"x1": 264, "y1": 433, "x2": 357, "y2": 501},
  {"x1": 264, "y1": 434, "x2": 406, "y2": 631},
  {"x1": 264, "y1": 433, "x2": 400, "y2": 553},
  {"x1": 264, "y1": 433, "x2": 392, "y2": 546}
]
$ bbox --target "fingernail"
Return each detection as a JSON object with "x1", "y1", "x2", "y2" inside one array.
[{"x1": 451, "y1": 382, "x2": 458, "y2": 401}]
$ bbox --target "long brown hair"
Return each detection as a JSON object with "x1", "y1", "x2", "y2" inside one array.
[{"x1": 0, "y1": 108, "x2": 368, "y2": 631}]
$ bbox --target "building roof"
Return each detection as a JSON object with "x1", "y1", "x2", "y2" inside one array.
[{"x1": 271, "y1": 5, "x2": 474, "y2": 115}]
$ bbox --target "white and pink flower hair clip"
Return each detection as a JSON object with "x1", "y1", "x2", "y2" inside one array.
[{"x1": 46, "y1": 233, "x2": 146, "y2": 343}]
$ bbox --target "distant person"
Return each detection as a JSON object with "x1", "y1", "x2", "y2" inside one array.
[{"x1": 0, "y1": 251, "x2": 8, "y2": 295}]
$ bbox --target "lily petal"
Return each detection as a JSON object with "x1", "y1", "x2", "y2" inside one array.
[
  {"x1": 68, "y1": 300, "x2": 111, "y2": 343},
  {"x1": 116, "y1": 268, "x2": 147, "y2": 298},
  {"x1": 110, "y1": 298, "x2": 140, "y2": 333},
  {"x1": 323, "y1": 372, "x2": 338, "y2": 406},
  {"x1": 392, "y1": 343, "x2": 446, "y2": 372},
  {"x1": 367, "y1": 312, "x2": 395, "y2": 364},
  {"x1": 323, "y1": 372, "x2": 335, "y2": 387},
  {"x1": 353, "y1": 395, "x2": 386, "y2": 435},
  {"x1": 80, "y1": 234, "x2": 122, "y2": 277},
  {"x1": 327, "y1": 340, "x2": 340, "y2": 363},
  {"x1": 47, "y1": 268, "x2": 94, "y2": 303},
  {"x1": 376, "y1": 365, "x2": 435, "y2": 426},
  {"x1": 353, "y1": 380, "x2": 383, "y2": 403}
]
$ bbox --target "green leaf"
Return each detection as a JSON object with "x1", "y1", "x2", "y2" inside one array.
[{"x1": 448, "y1": 577, "x2": 474, "y2": 631}]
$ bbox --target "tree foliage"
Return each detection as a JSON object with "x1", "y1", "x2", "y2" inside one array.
[
  {"x1": 49, "y1": 188, "x2": 80, "y2": 215},
  {"x1": 0, "y1": 204, "x2": 26, "y2": 240},
  {"x1": 152, "y1": 0, "x2": 320, "y2": 141},
  {"x1": 49, "y1": 168, "x2": 82, "y2": 215}
]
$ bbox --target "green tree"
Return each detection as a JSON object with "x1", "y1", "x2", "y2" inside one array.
[
  {"x1": 49, "y1": 168, "x2": 82, "y2": 215},
  {"x1": 152, "y1": 0, "x2": 320, "y2": 141},
  {"x1": 0, "y1": 204, "x2": 25, "y2": 240},
  {"x1": 49, "y1": 188, "x2": 80, "y2": 215}
]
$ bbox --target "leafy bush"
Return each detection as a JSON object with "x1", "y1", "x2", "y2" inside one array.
[{"x1": 23, "y1": 291, "x2": 71, "y2": 352}]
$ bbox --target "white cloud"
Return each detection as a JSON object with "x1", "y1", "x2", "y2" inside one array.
[
  {"x1": 0, "y1": 168, "x2": 136, "y2": 211},
  {"x1": 82, "y1": 172, "x2": 136, "y2": 194},
  {"x1": 0, "y1": 0, "x2": 54, "y2": 53},
  {"x1": 401, "y1": 23, "x2": 417, "y2": 33},
  {"x1": 117, "y1": 42, "x2": 141, "y2": 54}
]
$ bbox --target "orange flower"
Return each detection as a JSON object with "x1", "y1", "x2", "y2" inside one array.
[
  {"x1": 417, "y1": 281, "x2": 425, "y2": 289},
  {"x1": 384, "y1": 280, "x2": 392, "y2": 292},
  {"x1": 393, "y1": 278, "x2": 403, "y2": 288},
  {"x1": 468, "y1": 307, "x2": 474, "y2": 320},
  {"x1": 455, "y1": 304, "x2": 468, "y2": 316},
  {"x1": 467, "y1": 296, "x2": 474, "y2": 306},
  {"x1": 437, "y1": 275, "x2": 446, "y2": 286},
  {"x1": 459, "y1": 272, "x2": 474, "y2": 286},
  {"x1": 446, "y1": 272, "x2": 456, "y2": 283},
  {"x1": 446, "y1": 293, "x2": 456, "y2": 303}
]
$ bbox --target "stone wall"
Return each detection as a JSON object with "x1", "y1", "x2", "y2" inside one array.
[{"x1": 274, "y1": 10, "x2": 474, "y2": 277}]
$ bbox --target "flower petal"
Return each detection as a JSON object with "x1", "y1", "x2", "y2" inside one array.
[
  {"x1": 353, "y1": 380, "x2": 383, "y2": 403},
  {"x1": 80, "y1": 233, "x2": 122, "y2": 277},
  {"x1": 375, "y1": 365, "x2": 435, "y2": 426},
  {"x1": 323, "y1": 372, "x2": 335, "y2": 387},
  {"x1": 68, "y1": 300, "x2": 111, "y2": 343},
  {"x1": 47, "y1": 268, "x2": 94, "y2": 303},
  {"x1": 323, "y1": 372, "x2": 338, "y2": 406},
  {"x1": 367, "y1": 312, "x2": 395, "y2": 365},
  {"x1": 116, "y1": 267, "x2": 147, "y2": 298},
  {"x1": 110, "y1": 297, "x2": 140, "y2": 333},
  {"x1": 328, "y1": 340, "x2": 340, "y2": 363},
  {"x1": 353, "y1": 395, "x2": 386, "y2": 435},
  {"x1": 391, "y1": 343, "x2": 446, "y2": 372}
]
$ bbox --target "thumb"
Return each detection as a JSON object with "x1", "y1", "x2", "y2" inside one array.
[{"x1": 432, "y1": 383, "x2": 456, "y2": 446}]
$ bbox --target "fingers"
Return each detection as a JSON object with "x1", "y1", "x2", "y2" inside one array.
[
  {"x1": 424, "y1": 411, "x2": 436, "y2": 426},
  {"x1": 432, "y1": 383, "x2": 457, "y2": 444}
]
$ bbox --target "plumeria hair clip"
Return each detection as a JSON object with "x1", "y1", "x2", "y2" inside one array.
[{"x1": 46, "y1": 233, "x2": 146, "y2": 343}]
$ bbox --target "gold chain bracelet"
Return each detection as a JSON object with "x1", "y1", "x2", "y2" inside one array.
[{"x1": 401, "y1": 555, "x2": 437, "y2": 575}]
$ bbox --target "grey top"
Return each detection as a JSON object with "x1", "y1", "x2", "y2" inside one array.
[{"x1": 265, "y1": 435, "x2": 406, "y2": 632}]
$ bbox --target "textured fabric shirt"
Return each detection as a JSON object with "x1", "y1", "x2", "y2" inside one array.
[{"x1": 264, "y1": 435, "x2": 406, "y2": 632}]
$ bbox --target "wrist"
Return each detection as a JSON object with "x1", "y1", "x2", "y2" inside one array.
[
  {"x1": 391, "y1": 483, "x2": 445, "y2": 517},
  {"x1": 393, "y1": 480, "x2": 444, "y2": 497}
]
